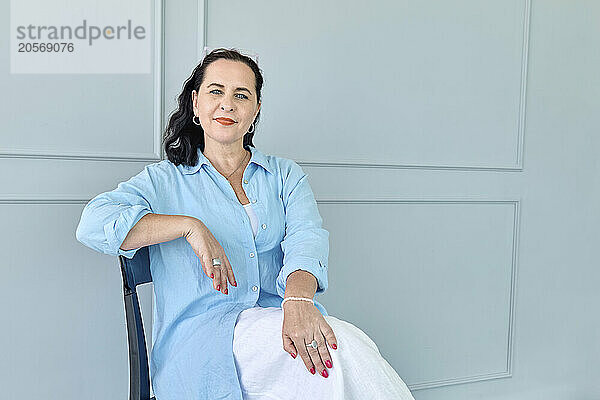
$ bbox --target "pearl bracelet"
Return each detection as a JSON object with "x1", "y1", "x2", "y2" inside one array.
[{"x1": 281, "y1": 296, "x2": 314, "y2": 308}]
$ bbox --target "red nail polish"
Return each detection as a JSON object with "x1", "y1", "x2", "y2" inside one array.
[
  {"x1": 224, "y1": 289, "x2": 228, "y2": 294},
  {"x1": 211, "y1": 273, "x2": 214, "y2": 278},
  {"x1": 321, "y1": 369, "x2": 328, "y2": 378},
  {"x1": 310, "y1": 367, "x2": 315, "y2": 374},
  {"x1": 233, "y1": 282, "x2": 237, "y2": 286},
  {"x1": 331, "y1": 343, "x2": 337, "y2": 350},
  {"x1": 216, "y1": 285, "x2": 220, "y2": 290},
  {"x1": 325, "y1": 360, "x2": 332, "y2": 368},
  {"x1": 290, "y1": 353, "x2": 296, "y2": 358}
]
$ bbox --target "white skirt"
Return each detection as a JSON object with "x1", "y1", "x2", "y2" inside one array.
[{"x1": 233, "y1": 306, "x2": 416, "y2": 400}]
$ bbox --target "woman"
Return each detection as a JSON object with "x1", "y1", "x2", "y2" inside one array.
[{"x1": 76, "y1": 48, "x2": 415, "y2": 400}]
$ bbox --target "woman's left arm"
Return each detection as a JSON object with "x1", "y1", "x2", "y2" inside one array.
[
  {"x1": 276, "y1": 160, "x2": 338, "y2": 378},
  {"x1": 275, "y1": 161, "x2": 329, "y2": 297}
]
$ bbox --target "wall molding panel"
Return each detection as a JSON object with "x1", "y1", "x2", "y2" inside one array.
[
  {"x1": 316, "y1": 198, "x2": 521, "y2": 390},
  {"x1": 298, "y1": 0, "x2": 530, "y2": 172},
  {"x1": 1, "y1": 0, "x2": 165, "y2": 163}
]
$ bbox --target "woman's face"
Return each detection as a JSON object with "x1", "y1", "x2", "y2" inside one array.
[{"x1": 192, "y1": 59, "x2": 261, "y2": 147}]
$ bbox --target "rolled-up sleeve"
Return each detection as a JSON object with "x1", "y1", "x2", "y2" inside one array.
[
  {"x1": 276, "y1": 160, "x2": 329, "y2": 298},
  {"x1": 75, "y1": 165, "x2": 157, "y2": 259}
]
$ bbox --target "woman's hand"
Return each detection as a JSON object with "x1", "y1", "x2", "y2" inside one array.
[
  {"x1": 184, "y1": 217, "x2": 237, "y2": 295},
  {"x1": 281, "y1": 300, "x2": 338, "y2": 378}
]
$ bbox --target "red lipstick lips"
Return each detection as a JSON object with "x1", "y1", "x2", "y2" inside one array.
[{"x1": 215, "y1": 117, "x2": 236, "y2": 126}]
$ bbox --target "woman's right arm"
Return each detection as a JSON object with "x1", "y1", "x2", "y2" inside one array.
[
  {"x1": 75, "y1": 164, "x2": 236, "y2": 292},
  {"x1": 118, "y1": 213, "x2": 197, "y2": 251},
  {"x1": 75, "y1": 164, "x2": 194, "y2": 259}
]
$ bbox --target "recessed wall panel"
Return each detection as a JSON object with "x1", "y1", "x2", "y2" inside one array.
[{"x1": 318, "y1": 200, "x2": 517, "y2": 388}]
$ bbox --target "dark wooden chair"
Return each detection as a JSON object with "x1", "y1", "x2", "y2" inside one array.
[{"x1": 118, "y1": 246, "x2": 155, "y2": 400}]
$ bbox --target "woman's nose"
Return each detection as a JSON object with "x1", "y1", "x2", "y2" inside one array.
[{"x1": 221, "y1": 104, "x2": 233, "y2": 112}]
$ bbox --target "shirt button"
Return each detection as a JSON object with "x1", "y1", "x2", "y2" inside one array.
[
  {"x1": 249, "y1": 252, "x2": 255, "y2": 257},
  {"x1": 261, "y1": 224, "x2": 267, "y2": 229},
  {"x1": 244, "y1": 179, "x2": 248, "y2": 184},
  {"x1": 252, "y1": 199, "x2": 257, "y2": 203},
  {"x1": 252, "y1": 285, "x2": 258, "y2": 292}
]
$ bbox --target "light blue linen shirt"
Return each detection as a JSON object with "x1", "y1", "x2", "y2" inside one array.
[{"x1": 75, "y1": 146, "x2": 329, "y2": 400}]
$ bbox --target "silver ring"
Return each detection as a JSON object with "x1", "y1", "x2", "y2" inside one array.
[
  {"x1": 306, "y1": 340, "x2": 318, "y2": 349},
  {"x1": 212, "y1": 258, "x2": 222, "y2": 267}
]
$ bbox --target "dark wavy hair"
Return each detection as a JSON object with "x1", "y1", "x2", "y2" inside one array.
[{"x1": 162, "y1": 47, "x2": 264, "y2": 167}]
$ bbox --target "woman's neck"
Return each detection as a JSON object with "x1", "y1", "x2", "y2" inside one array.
[{"x1": 203, "y1": 144, "x2": 250, "y2": 178}]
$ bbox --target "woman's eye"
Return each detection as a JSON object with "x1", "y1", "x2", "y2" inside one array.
[{"x1": 236, "y1": 93, "x2": 249, "y2": 99}]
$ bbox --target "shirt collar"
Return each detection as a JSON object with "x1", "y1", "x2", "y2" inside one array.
[{"x1": 181, "y1": 146, "x2": 274, "y2": 176}]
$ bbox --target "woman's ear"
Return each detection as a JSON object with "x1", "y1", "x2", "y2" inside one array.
[
  {"x1": 191, "y1": 90, "x2": 197, "y2": 113},
  {"x1": 255, "y1": 101, "x2": 261, "y2": 117}
]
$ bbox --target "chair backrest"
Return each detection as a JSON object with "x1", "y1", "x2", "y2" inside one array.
[{"x1": 118, "y1": 246, "x2": 155, "y2": 400}]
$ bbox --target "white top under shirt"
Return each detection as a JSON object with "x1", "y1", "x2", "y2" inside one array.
[{"x1": 242, "y1": 202, "x2": 258, "y2": 238}]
